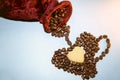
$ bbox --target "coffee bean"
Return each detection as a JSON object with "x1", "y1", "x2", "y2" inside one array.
[
  {"x1": 62, "y1": 48, "x2": 66, "y2": 52},
  {"x1": 107, "y1": 43, "x2": 111, "y2": 48},
  {"x1": 95, "y1": 57, "x2": 99, "y2": 62},
  {"x1": 90, "y1": 73, "x2": 95, "y2": 78},
  {"x1": 103, "y1": 35, "x2": 108, "y2": 38},
  {"x1": 105, "y1": 49, "x2": 109, "y2": 54},
  {"x1": 99, "y1": 55, "x2": 103, "y2": 60},
  {"x1": 106, "y1": 38, "x2": 110, "y2": 43}
]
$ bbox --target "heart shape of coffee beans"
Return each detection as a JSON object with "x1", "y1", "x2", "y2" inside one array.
[{"x1": 51, "y1": 32, "x2": 111, "y2": 80}]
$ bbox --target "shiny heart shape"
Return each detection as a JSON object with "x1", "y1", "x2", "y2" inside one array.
[{"x1": 67, "y1": 46, "x2": 85, "y2": 63}]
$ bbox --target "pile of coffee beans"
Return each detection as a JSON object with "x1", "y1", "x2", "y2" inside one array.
[
  {"x1": 49, "y1": 8, "x2": 67, "y2": 31},
  {"x1": 49, "y1": 8, "x2": 70, "y2": 38},
  {"x1": 51, "y1": 32, "x2": 111, "y2": 80},
  {"x1": 51, "y1": 24, "x2": 70, "y2": 38}
]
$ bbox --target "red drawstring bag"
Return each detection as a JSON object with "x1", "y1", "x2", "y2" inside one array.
[{"x1": 0, "y1": 0, "x2": 72, "y2": 33}]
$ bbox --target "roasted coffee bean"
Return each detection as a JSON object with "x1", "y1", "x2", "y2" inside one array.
[
  {"x1": 90, "y1": 73, "x2": 95, "y2": 78},
  {"x1": 106, "y1": 38, "x2": 110, "y2": 43},
  {"x1": 107, "y1": 43, "x2": 111, "y2": 48},
  {"x1": 101, "y1": 52, "x2": 106, "y2": 57},
  {"x1": 105, "y1": 49, "x2": 109, "y2": 54},
  {"x1": 95, "y1": 57, "x2": 99, "y2": 62},
  {"x1": 99, "y1": 55, "x2": 103, "y2": 60},
  {"x1": 99, "y1": 35, "x2": 103, "y2": 40},
  {"x1": 50, "y1": 8, "x2": 70, "y2": 38},
  {"x1": 62, "y1": 48, "x2": 66, "y2": 52},
  {"x1": 76, "y1": 37, "x2": 81, "y2": 41},
  {"x1": 96, "y1": 38, "x2": 100, "y2": 42},
  {"x1": 103, "y1": 35, "x2": 108, "y2": 38}
]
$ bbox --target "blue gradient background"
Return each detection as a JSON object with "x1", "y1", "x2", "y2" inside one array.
[{"x1": 0, "y1": 0, "x2": 120, "y2": 80}]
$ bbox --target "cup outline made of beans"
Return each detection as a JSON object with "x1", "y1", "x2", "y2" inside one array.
[{"x1": 51, "y1": 32, "x2": 111, "y2": 80}]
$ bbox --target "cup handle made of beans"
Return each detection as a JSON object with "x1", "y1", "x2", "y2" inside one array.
[{"x1": 95, "y1": 35, "x2": 111, "y2": 62}]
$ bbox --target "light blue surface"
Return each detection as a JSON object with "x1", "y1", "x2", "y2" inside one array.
[{"x1": 0, "y1": 0, "x2": 120, "y2": 80}]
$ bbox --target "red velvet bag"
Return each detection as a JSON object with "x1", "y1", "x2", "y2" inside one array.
[{"x1": 0, "y1": 0, "x2": 72, "y2": 33}]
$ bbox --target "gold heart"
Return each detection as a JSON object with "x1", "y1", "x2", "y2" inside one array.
[{"x1": 67, "y1": 46, "x2": 85, "y2": 63}]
